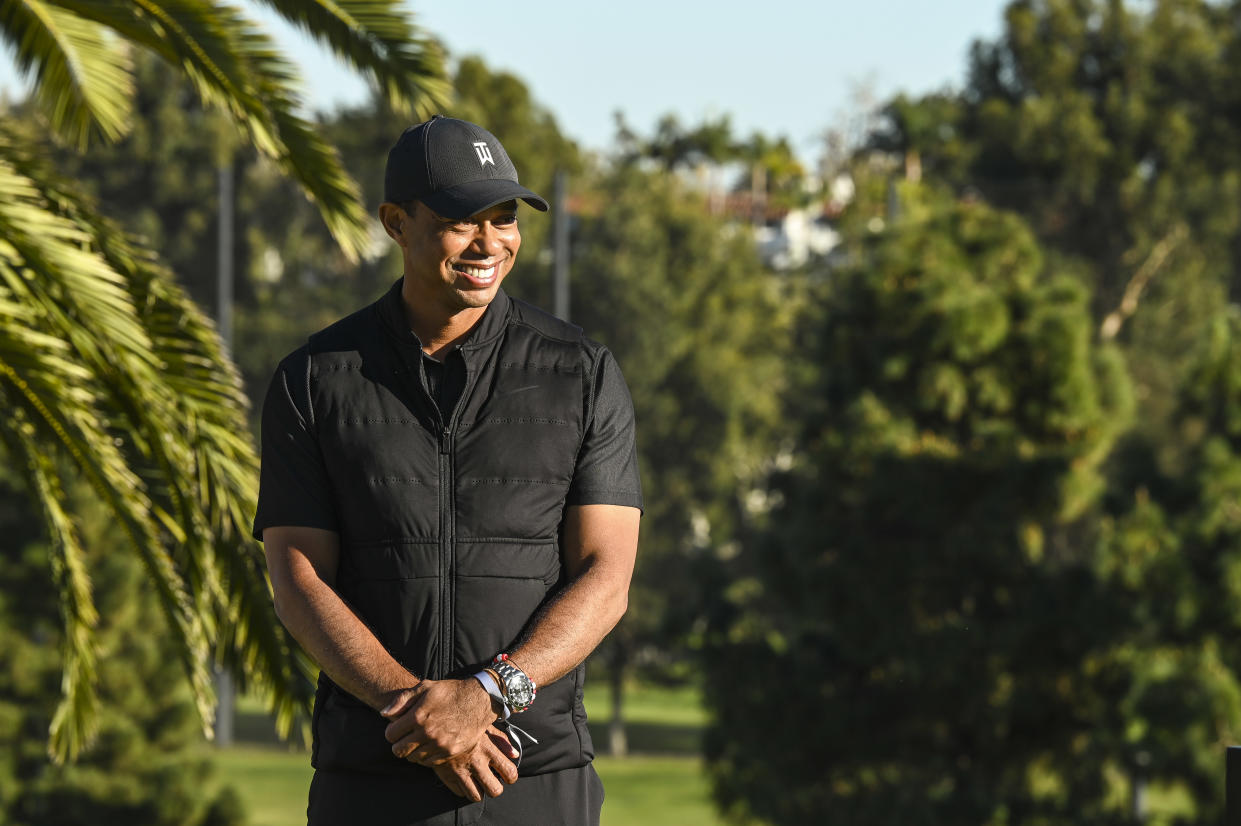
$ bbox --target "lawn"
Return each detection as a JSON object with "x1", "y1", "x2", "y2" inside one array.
[
  {"x1": 213, "y1": 746, "x2": 311, "y2": 826},
  {"x1": 213, "y1": 681, "x2": 721, "y2": 826},
  {"x1": 594, "y1": 755, "x2": 717, "y2": 826}
]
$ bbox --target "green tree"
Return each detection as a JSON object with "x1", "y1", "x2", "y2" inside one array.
[
  {"x1": 849, "y1": 3, "x2": 1241, "y2": 820},
  {"x1": 870, "y1": 92, "x2": 970, "y2": 184},
  {"x1": 873, "y1": 0, "x2": 1241, "y2": 440},
  {"x1": 0, "y1": 0, "x2": 449, "y2": 760},
  {"x1": 615, "y1": 113, "x2": 738, "y2": 171},
  {"x1": 615, "y1": 114, "x2": 810, "y2": 219},
  {"x1": 704, "y1": 193, "x2": 1135, "y2": 823},
  {"x1": 571, "y1": 162, "x2": 788, "y2": 753},
  {"x1": 1078, "y1": 308, "x2": 1241, "y2": 823},
  {"x1": 734, "y1": 132, "x2": 810, "y2": 214},
  {"x1": 0, "y1": 468, "x2": 245, "y2": 825}
]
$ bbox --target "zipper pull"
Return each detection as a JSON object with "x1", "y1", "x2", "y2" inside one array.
[{"x1": 440, "y1": 426, "x2": 452, "y2": 454}]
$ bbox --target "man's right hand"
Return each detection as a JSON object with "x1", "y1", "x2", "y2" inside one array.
[
  {"x1": 381, "y1": 677, "x2": 498, "y2": 764},
  {"x1": 426, "y1": 725, "x2": 519, "y2": 801}
]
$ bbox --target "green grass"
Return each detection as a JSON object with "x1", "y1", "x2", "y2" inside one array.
[
  {"x1": 213, "y1": 680, "x2": 720, "y2": 826},
  {"x1": 595, "y1": 755, "x2": 719, "y2": 826},
  {"x1": 213, "y1": 746, "x2": 312, "y2": 826},
  {"x1": 584, "y1": 681, "x2": 708, "y2": 755},
  {"x1": 213, "y1": 748, "x2": 718, "y2": 826},
  {"x1": 585, "y1": 682, "x2": 709, "y2": 728}
]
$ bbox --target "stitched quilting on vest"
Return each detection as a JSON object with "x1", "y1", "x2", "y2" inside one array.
[{"x1": 304, "y1": 297, "x2": 597, "y2": 777}]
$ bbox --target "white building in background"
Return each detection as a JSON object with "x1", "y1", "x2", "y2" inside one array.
[
  {"x1": 741, "y1": 172, "x2": 853, "y2": 270},
  {"x1": 754, "y1": 207, "x2": 842, "y2": 270}
]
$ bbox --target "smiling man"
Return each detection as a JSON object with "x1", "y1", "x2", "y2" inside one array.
[{"x1": 253, "y1": 116, "x2": 643, "y2": 825}]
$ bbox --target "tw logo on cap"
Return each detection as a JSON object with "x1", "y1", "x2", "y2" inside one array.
[{"x1": 472, "y1": 141, "x2": 495, "y2": 168}]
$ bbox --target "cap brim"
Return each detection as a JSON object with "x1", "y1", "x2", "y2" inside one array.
[{"x1": 420, "y1": 179, "x2": 549, "y2": 219}]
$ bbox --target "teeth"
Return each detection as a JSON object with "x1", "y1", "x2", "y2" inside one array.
[{"x1": 459, "y1": 264, "x2": 496, "y2": 281}]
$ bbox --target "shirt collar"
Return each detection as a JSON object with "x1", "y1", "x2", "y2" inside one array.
[{"x1": 375, "y1": 277, "x2": 511, "y2": 353}]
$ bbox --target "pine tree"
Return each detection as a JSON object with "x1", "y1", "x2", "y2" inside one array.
[{"x1": 703, "y1": 192, "x2": 1135, "y2": 824}]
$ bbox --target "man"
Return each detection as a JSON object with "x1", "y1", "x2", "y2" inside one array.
[{"x1": 253, "y1": 116, "x2": 643, "y2": 825}]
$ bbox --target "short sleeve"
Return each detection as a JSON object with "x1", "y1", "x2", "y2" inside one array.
[
  {"x1": 252, "y1": 350, "x2": 340, "y2": 540},
  {"x1": 566, "y1": 349, "x2": 644, "y2": 511}
]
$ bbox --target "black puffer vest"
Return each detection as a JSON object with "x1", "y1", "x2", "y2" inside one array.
[{"x1": 299, "y1": 280, "x2": 600, "y2": 777}]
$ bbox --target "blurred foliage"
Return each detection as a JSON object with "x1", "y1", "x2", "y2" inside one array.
[
  {"x1": 0, "y1": 465, "x2": 244, "y2": 826},
  {"x1": 703, "y1": 190, "x2": 1141, "y2": 824},
  {"x1": 615, "y1": 113, "x2": 740, "y2": 169},
  {"x1": 569, "y1": 162, "x2": 789, "y2": 726},
  {"x1": 1094, "y1": 308, "x2": 1241, "y2": 821},
  {"x1": 871, "y1": 0, "x2": 1241, "y2": 446},
  {"x1": 614, "y1": 113, "x2": 811, "y2": 212},
  {"x1": 699, "y1": 0, "x2": 1241, "y2": 823}
]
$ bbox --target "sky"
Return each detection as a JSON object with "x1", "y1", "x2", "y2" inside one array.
[{"x1": 2, "y1": 1, "x2": 1013, "y2": 161}]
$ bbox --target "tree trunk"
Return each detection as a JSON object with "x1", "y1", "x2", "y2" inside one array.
[
  {"x1": 1099, "y1": 225, "x2": 1186, "y2": 341},
  {"x1": 608, "y1": 647, "x2": 628, "y2": 757},
  {"x1": 750, "y1": 163, "x2": 767, "y2": 227}
]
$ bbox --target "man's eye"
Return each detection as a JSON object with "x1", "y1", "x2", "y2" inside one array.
[{"x1": 494, "y1": 214, "x2": 518, "y2": 227}]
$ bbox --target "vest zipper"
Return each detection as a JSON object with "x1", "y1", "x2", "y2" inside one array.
[{"x1": 438, "y1": 424, "x2": 454, "y2": 679}]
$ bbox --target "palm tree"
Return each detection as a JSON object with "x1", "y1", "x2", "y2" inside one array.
[{"x1": 0, "y1": 0, "x2": 450, "y2": 761}]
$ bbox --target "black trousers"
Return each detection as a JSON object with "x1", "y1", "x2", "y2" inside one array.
[{"x1": 306, "y1": 764, "x2": 604, "y2": 826}]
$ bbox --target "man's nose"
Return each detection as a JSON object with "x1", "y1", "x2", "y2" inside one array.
[{"x1": 472, "y1": 222, "x2": 503, "y2": 256}]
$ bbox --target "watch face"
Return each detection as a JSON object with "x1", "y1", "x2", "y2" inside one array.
[{"x1": 507, "y1": 680, "x2": 534, "y2": 708}]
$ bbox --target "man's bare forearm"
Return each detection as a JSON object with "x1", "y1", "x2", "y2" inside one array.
[
  {"x1": 506, "y1": 504, "x2": 640, "y2": 688},
  {"x1": 508, "y1": 558, "x2": 630, "y2": 688},
  {"x1": 271, "y1": 550, "x2": 417, "y2": 711}
]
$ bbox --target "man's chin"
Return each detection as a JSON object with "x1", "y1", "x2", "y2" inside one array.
[{"x1": 452, "y1": 285, "x2": 500, "y2": 310}]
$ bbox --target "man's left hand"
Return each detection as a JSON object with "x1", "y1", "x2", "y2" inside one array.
[
  {"x1": 429, "y1": 726, "x2": 520, "y2": 801},
  {"x1": 381, "y1": 678, "x2": 497, "y2": 764}
]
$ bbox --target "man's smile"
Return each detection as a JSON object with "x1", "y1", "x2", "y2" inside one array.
[{"x1": 453, "y1": 261, "x2": 500, "y2": 285}]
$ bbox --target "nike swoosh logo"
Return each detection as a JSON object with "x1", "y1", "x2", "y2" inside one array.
[{"x1": 498, "y1": 385, "x2": 540, "y2": 397}]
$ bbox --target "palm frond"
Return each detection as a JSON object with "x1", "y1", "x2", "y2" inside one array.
[
  {"x1": 94, "y1": 219, "x2": 317, "y2": 736},
  {"x1": 0, "y1": 155, "x2": 153, "y2": 361},
  {"x1": 0, "y1": 404, "x2": 100, "y2": 763},
  {"x1": 252, "y1": 0, "x2": 449, "y2": 114},
  {"x1": 0, "y1": 0, "x2": 133, "y2": 147},
  {"x1": 0, "y1": 134, "x2": 315, "y2": 737},
  {"x1": 0, "y1": 148, "x2": 217, "y2": 734},
  {"x1": 110, "y1": 245, "x2": 316, "y2": 728},
  {"x1": 53, "y1": 0, "x2": 376, "y2": 259}
]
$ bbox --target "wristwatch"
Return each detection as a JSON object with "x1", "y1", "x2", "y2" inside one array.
[{"x1": 491, "y1": 653, "x2": 537, "y2": 714}]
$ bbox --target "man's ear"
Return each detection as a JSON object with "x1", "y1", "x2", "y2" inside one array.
[{"x1": 378, "y1": 203, "x2": 407, "y2": 244}]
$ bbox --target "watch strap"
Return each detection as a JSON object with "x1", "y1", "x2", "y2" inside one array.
[{"x1": 472, "y1": 669, "x2": 509, "y2": 719}]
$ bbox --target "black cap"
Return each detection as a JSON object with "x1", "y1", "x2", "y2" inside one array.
[{"x1": 383, "y1": 116, "x2": 549, "y2": 218}]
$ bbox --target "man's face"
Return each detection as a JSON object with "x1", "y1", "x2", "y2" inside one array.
[{"x1": 391, "y1": 200, "x2": 522, "y2": 314}]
